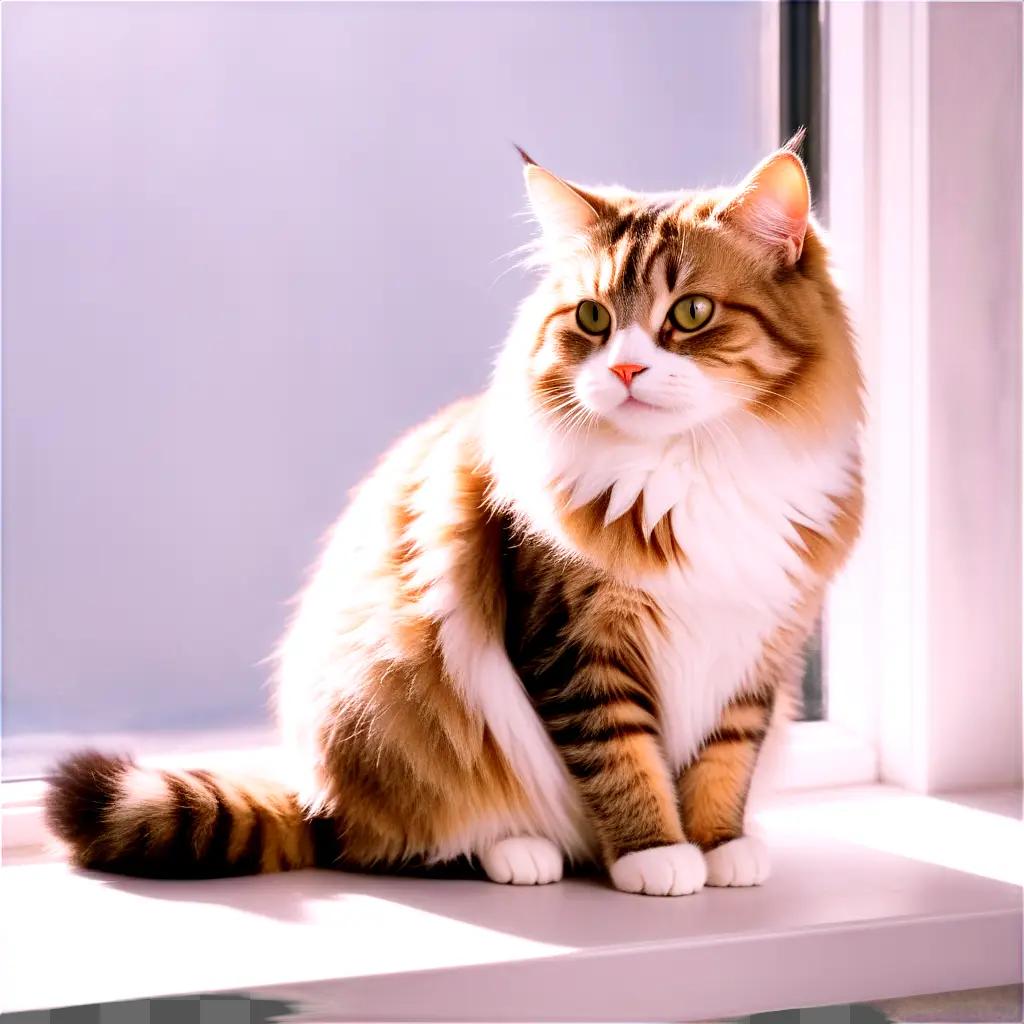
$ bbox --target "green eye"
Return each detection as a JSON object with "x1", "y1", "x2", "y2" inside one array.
[
  {"x1": 668, "y1": 295, "x2": 714, "y2": 332},
  {"x1": 576, "y1": 300, "x2": 611, "y2": 336}
]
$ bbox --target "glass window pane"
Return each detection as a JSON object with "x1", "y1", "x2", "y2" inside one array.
[
  {"x1": 3, "y1": 2, "x2": 775, "y2": 776},
  {"x1": 800, "y1": 621, "x2": 825, "y2": 722}
]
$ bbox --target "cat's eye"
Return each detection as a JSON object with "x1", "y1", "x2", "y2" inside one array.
[
  {"x1": 668, "y1": 295, "x2": 714, "y2": 332},
  {"x1": 576, "y1": 300, "x2": 611, "y2": 336}
]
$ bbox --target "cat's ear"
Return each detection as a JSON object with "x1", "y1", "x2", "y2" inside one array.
[
  {"x1": 716, "y1": 140, "x2": 811, "y2": 265},
  {"x1": 517, "y1": 146, "x2": 606, "y2": 244}
]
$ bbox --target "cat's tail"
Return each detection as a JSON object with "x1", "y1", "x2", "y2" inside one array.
[{"x1": 45, "y1": 751, "x2": 340, "y2": 878}]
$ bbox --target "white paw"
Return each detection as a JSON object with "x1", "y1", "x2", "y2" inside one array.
[
  {"x1": 609, "y1": 842, "x2": 707, "y2": 896},
  {"x1": 704, "y1": 836, "x2": 771, "y2": 887},
  {"x1": 479, "y1": 836, "x2": 564, "y2": 886}
]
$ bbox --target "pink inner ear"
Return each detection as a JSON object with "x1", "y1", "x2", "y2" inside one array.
[
  {"x1": 732, "y1": 152, "x2": 810, "y2": 263},
  {"x1": 759, "y1": 153, "x2": 810, "y2": 221},
  {"x1": 525, "y1": 164, "x2": 601, "y2": 241}
]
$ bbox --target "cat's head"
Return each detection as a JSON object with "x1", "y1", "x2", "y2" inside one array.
[{"x1": 496, "y1": 140, "x2": 859, "y2": 445}]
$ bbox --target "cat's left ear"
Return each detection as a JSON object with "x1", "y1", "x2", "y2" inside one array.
[
  {"x1": 517, "y1": 146, "x2": 609, "y2": 244},
  {"x1": 716, "y1": 142, "x2": 811, "y2": 265}
]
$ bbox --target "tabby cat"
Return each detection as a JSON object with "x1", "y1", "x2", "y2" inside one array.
[{"x1": 47, "y1": 140, "x2": 862, "y2": 896}]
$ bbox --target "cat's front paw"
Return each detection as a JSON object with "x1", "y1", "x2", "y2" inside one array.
[
  {"x1": 609, "y1": 842, "x2": 706, "y2": 896},
  {"x1": 479, "y1": 836, "x2": 564, "y2": 885},
  {"x1": 704, "y1": 836, "x2": 771, "y2": 887}
]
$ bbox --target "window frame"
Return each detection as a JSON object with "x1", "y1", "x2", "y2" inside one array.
[
  {"x1": 771, "y1": 0, "x2": 880, "y2": 789},
  {"x1": 766, "y1": 0, "x2": 1021, "y2": 794},
  {"x1": 815, "y1": 0, "x2": 1022, "y2": 795},
  {"x1": 780, "y1": 0, "x2": 831, "y2": 727},
  {"x1": 816, "y1": 0, "x2": 895, "y2": 788}
]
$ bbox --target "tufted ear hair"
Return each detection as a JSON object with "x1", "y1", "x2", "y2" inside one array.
[
  {"x1": 517, "y1": 145, "x2": 610, "y2": 245},
  {"x1": 715, "y1": 136, "x2": 811, "y2": 265}
]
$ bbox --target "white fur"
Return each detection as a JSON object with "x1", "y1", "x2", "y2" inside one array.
[
  {"x1": 487, "y1": 353, "x2": 857, "y2": 773},
  {"x1": 704, "y1": 836, "x2": 771, "y2": 887},
  {"x1": 402, "y1": 419, "x2": 593, "y2": 860},
  {"x1": 479, "y1": 836, "x2": 565, "y2": 885},
  {"x1": 636, "y1": 418, "x2": 856, "y2": 769},
  {"x1": 438, "y1": 612, "x2": 592, "y2": 860},
  {"x1": 118, "y1": 766, "x2": 170, "y2": 813},
  {"x1": 577, "y1": 326, "x2": 738, "y2": 441},
  {"x1": 276, "y1": 407, "x2": 592, "y2": 863},
  {"x1": 610, "y1": 842, "x2": 707, "y2": 896},
  {"x1": 113, "y1": 767, "x2": 176, "y2": 836}
]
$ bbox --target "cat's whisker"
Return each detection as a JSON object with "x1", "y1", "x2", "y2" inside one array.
[
  {"x1": 489, "y1": 263, "x2": 527, "y2": 290},
  {"x1": 710, "y1": 415, "x2": 742, "y2": 452},
  {"x1": 562, "y1": 405, "x2": 598, "y2": 437},
  {"x1": 688, "y1": 428, "x2": 704, "y2": 475},
  {"x1": 491, "y1": 239, "x2": 534, "y2": 265},
  {"x1": 717, "y1": 376, "x2": 817, "y2": 418},
  {"x1": 697, "y1": 422, "x2": 727, "y2": 471},
  {"x1": 539, "y1": 397, "x2": 584, "y2": 421},
  {"x1": 736, "y1": 406, "x2": 788, "y2": 440},
  {"x1": 718, "y1": 387, "x2": 801, "y2": 431}
]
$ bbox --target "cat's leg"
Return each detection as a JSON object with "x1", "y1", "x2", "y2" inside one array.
[
  {"x1": 676, "y1": 688, "x2": 776, "y2": 887},
  {"x1": 530, "y1": 588, "x2": 706, "y2": 897},
  {"x1": 563, "y1": 708, "x2": 706, "y2": 896}
]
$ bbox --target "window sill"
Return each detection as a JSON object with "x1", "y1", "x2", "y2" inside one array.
[
  {"x1": 0, "y1": 720, "x2": 877, "y2": 860},
  {"x1": 2, "y1": 785, "x2": 1020, "y2": 1019}
]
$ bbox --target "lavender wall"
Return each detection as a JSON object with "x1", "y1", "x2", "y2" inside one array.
[{"x1": 2, "y1": 2, "x2": 766, "y2": 740}]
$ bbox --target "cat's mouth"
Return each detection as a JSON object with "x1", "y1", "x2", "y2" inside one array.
[{"x1": 619, "y1": 396, "x2": 666, "y2": 412}]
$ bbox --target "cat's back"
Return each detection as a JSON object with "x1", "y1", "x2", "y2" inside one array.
[
  {"x1": 313, "y1": 394, "x2": 488, "y2": 576},
  {"x1": 277, "y1": 392, "x2": 497, "y2": 681}
]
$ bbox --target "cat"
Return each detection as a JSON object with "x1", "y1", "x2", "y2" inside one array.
[{"x1": 46, "y1": 139, "x2": 862, "y2": 896}]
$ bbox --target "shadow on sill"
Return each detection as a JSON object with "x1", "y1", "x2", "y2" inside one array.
[{"x1": 69, "y1": 820, "x2": 1020, "y2": 952}]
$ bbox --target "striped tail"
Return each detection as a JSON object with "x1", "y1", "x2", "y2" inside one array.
[{"x1": 45, "y1": 751, "x2": 339, "y2": 878}]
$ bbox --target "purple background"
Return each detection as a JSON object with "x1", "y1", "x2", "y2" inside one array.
[{"x1": 2, "y1": 2, "x2": 766, "y2": 738}]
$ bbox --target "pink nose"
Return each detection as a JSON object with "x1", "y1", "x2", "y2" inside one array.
[{"x1": 610, "y1": 363, "x2": 648, "y2": 387}]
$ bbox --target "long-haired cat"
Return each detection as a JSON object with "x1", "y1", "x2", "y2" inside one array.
[{"x1": 47, "y1": 141, "x2": 862, "y2": 896}]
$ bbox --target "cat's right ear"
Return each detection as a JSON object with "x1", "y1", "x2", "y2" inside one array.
[
  {"x1": 517, "y1": 146, "x2": 604, "y2": 245},
  {"x1": 714, "y1": 142, "x2": 811, "y2": 265}
]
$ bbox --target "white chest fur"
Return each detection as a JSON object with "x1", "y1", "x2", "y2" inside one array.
[
  {"x1": 571, "y1": 417, "x2": 857, "y2": 769},
  {"x1": 487, "y1": 395, "x2": 857, "y2": 772}
]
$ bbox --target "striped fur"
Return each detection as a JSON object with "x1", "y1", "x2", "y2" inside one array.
[
  {"x1": 47, "y1": 144, "x2": 862, "y2": 895},
  {"x1": 46, "y1": 752, "x2": 320, "y2": 877}
]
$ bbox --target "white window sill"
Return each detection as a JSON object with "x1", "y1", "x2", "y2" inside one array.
[
  {"x1": 2, "y1": 785, "x2": 1020, "y2": 1020},
  {"x1": 0, "y1": 720, "x2": 878, "y2": 858}
]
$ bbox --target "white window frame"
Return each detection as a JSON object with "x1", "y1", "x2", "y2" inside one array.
[
  {"x1": 4, "y1": 0, "x2": 1021, "y2": 857},
  {"x1": 771, "y1": 0, "x2": 882, "y2": 792},
  {"x1": 797, "y1": 0, "x2": 880, "y2": 785},
  {"x1": 748, "y1": 0, "x2": 1021, "y2": 793},
  {"x1": 808, "y1": 0, "x2": 1022, "y2": 796}
]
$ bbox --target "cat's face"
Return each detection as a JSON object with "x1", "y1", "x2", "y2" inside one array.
[{"x1": 512, "y1": 147, "x2": 835, "y2": 444}]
